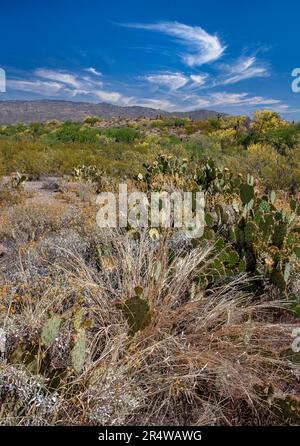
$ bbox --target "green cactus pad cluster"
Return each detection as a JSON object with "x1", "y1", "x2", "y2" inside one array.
[
  {"x1": 71, "y1": 329, "x2": 86, "y2": 374},
  {"x1": 119, "y1": 287, "x2": 151, "y2": 336},
  {"x1": 41, "y1": 314, "x2": 62, "y2": 347},
  {"x1": 142, "y1": 155, "x2": 300, "y2": 293}
]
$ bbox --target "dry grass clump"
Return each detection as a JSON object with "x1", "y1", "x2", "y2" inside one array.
[
  {"x1": 0, "y1": 180, "x2": 28, "y2": 206},
  {"x1": 0, "y1": 228, "x2": 298, "y2": 426},
  {"x1": 0, "y1": 200, "x2": 82, "y2": 247}
]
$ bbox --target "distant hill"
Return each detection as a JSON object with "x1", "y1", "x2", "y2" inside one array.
[{"x1": 0, "y1": 100, "x2": 225, "y2": 124}]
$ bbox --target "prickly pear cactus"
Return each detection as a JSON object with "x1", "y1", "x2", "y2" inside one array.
[
  {"x1": 73, "y1": 308, "x2": 85, "y2": 331},
  {"x1": 259, "y1": 200, "x2": 270, "y2": 213},
  {"x1": 271, "y1": 270, "x2": 286, "y2": 291},
  {"x1": 244, "y1": 221, "x2": 257, "y2": 246},
  {"x1": 141, "y1": 155, "x2": 300, "y2": 293},
  {"x1": 71, "y1": 329, "x2": 86, "y2": 374},
  {"x1": 272, "y1": 223, "x2": 287, "y2": 248},
  {"x1": 240, "y1": 183, "x2": 254, "y2": 206},
  {"x1": 119, "y1": 287, "x2": 151, "y2": 336},
  {"x1": 41, "y1": 314, "x2": 62, "y2": 347},
  {"x1": 261, "y1": 213, "x2": 275, "y2": 238}
]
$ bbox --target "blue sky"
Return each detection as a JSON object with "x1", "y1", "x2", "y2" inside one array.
[{"x1": 1, "y1": 0, "x2": 300, "y2": 118}]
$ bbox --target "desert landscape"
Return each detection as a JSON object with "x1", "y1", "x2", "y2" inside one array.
[
  {"x1": 1, "y1": 0, "x2": 300, "y2": 431},
  {"x1": 0, "y1": 110, "x2": 299, "y2": 425}
]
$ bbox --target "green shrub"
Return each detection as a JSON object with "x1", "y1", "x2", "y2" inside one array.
[
  {"x1": 103, "y1": 127, "x2": 140, "y2": 143},
  {"x1": 50, "y1": 122, "x2": 99, "y2": 143}
]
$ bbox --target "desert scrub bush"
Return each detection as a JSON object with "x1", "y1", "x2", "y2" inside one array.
[
  {"x1": 0, "y1": 187, "x2": 21, "y2": 206},
  {"x1": 150, "y1": 117, "x2": 190, "y2": 128},
  {"x1": 48, "y1": 121, "x2": 100, "y2": 144},
  {"x1": 0, "y1": 178, "x2": 27, "y2": 206},
  {"x1": 0, "y1": 139, "x2": 49, "y2": 178},
  {"x1": 251, "y1": 110, "x2": 289, "y2": 135},
  {"x1": 0, "y1": 123, "x2": 28, "y2": 137},
  {"x1": 44, "y1": 142, "x2": 103, "y2": 175},
  {"x1": 222, "y1": 144, "x2": 300, "y2": 192},
  {"x1": 59, "y1": 179, "x2": 97, "y2": 204},
  {"x1": 185, "y1": 134, "x2": 222, "y2": 159},
  {"x1": 83, "y1": 116, "x2": 102, "y2": 126},
  {"x1": 71, "y1": 165, "x2": 108, "y2": 193},
  {"x1": 245, "y1": 143, "x2": 291, "y2": 190},
  {"x1": 255, "y1": 124, "x2": 300, "y2": 154},
  {"x1": 102, "y1": 127, "x2": 140, "y2": 143},
  {"x1": 210, "y1": 128, "x2": 239, "y2": 151},
  {"x1": 0, "y1": 229, "x2": 299, "y2": 425}
]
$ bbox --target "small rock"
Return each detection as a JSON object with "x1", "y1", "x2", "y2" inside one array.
[
  {"x1": 0, "y1": 244, "x2": 8, "y2": 258},
  {"x1": 42, "y1": 181, "x2": 61, "y2": 192}
]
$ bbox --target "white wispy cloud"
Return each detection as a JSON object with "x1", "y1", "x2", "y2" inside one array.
[
  {"x1": 206, "y1": 92, "x2": 280, "y2": 106},
  {"x1": 134, "y1": 97, "x2": 178, "y2": 110},
  {"x1": 7, "y1": 79, "x2": 65, "y2": 95},
  {"x1": 8, "y1": 69, "x2": 132, "y2": 105},
  {"x1": 144, "y1": 72, "x2": 189, "y2": 91},
  {"x1": 125, "y1": 21, "x2": 226, "y2": 67},
  {"x1": 34, "y1": 69, "x2": 83, "y2": 89},
  {"x1": 188, "y1": 92, "x2": 290, "y2": 114},
  {"x1": 216, "y1": 56, "x2": 269, "y2": 85},
  {"x1": 190, "y1": 73, "x2": 209, "y2": 86},
  {"x1": 84, "y1": 67, "x2": 102, "y2": 76},
  {"x1": 7, "y1": 70, "x2": 289, "y2": 114},
  {"x1": 94, "y1": 90, "x2": 133, "y2": 105}
]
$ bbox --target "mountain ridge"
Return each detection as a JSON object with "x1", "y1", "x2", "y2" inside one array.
[{"x1": 0, "y1": 99, "x2": 225, "y2": 124}]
